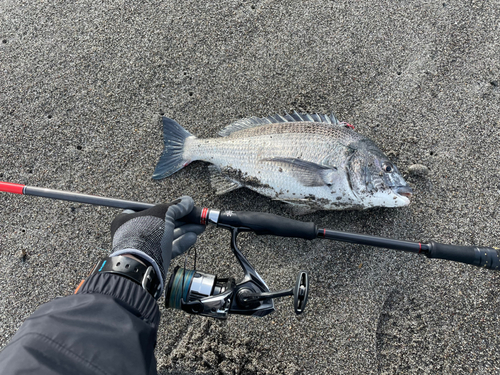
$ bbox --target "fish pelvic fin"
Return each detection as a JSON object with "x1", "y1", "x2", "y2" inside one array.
[
  {"x1": 152, "y1": 117, "x2": 195, "y2": 180},
  {"x1": 208, "y1": 165, "x2": 242, "y2": 195}
]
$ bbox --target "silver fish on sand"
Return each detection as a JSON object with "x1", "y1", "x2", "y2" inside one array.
[{"x1": 153, "y1": 112, "x2": 412, "y2": 213}]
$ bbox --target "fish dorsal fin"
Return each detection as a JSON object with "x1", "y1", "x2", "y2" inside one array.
[{"x1": 218, "y1": 111, "x2": 341, "y2": 137}]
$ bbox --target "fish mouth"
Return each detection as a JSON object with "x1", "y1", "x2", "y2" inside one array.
[{"x1": 394, "y1": 185, "x2": 413, "y2": 199}]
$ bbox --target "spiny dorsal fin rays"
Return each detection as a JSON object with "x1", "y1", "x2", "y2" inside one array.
[
  {"x1": 218, "y1": 111, "x2": 344, "y2": 137},
  {"x1": 310, "y1": 113, "x2": 321, "y2": 122},
  {"x1": 276, "y1": 114, "x2": 288, "y2": 122},
  {"x1": 292, "y1": 110, "x2": 305, "y2": 122},
  {"x1": 283, "y1": 112, "x2": 295, "y2": 122},
  {"x1": 269, "y1": 114, "x2": 289, "y2": 123},
  {"x1": 321, "y1": 114, "x2": 332, "y2": 124},
  {"x1": 330, "y1": 111, "x2": 339, "y2": 125}
]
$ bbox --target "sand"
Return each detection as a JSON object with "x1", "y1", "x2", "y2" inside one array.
[{"x1": 1, "y1": 1, "x2": 499, "y2": 373}]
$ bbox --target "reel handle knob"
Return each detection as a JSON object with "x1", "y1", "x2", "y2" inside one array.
[{"x1": 293, "y1": 271, "x2": 309, "y2": 315}]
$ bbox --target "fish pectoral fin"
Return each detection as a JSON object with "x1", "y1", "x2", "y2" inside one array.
[
  {"x1": 208, "y1": 165, "x2": 242, "y2": 195},
  {"x1": 261, "y1": 157, "x2": 339, "y2": 187}
]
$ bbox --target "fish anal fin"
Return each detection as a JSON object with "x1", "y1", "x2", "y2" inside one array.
[
  {"x1": 208, "y1": 165, "x2": 242, "y2": 195},
  {"x1": 279, "y1": 199, "x2": 319, "y2": 215},
  {"x1": 291, "y1": 206, "x2": 318, "y2": 216},
  {"x1": 260, "y1": 157, "x2": 339, "y2": 187}
]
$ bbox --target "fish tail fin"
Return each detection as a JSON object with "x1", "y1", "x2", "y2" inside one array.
[{"x1": 152, "y1": 117, "x2": 195, "y2": 180}]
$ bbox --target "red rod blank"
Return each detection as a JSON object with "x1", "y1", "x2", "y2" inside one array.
[{"x1": 0, "y1": 182, "x2": 25, "y2": 195}]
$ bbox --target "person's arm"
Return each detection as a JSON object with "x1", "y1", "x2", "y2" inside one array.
[
  {"x1": 0, "y1": 272, "x2": 160, "y2": 375},
  {"x1": 0, "y1": 197, "x2": 204, "y2": 375}
]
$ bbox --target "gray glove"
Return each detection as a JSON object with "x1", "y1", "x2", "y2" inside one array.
[{"x1": 109, "y1": 196, "x2": 205, "y2": 294}]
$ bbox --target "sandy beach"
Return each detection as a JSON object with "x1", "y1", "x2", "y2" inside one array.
[{"x1": 1, "y1": 1, "x2": 499, "y2": 373}]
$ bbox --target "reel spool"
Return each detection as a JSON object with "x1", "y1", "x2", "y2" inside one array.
[{"x1": 166, "y1": 267, "x2": 235, "y2": 312}]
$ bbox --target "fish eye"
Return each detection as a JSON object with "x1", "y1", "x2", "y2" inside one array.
[{"x1": 382, "y1": 163, "x2": 393, "y2": 173}]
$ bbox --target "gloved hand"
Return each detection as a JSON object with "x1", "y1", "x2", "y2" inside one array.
[{"x1": 109, "y1": 196, "x2": 205, "y2": 295}]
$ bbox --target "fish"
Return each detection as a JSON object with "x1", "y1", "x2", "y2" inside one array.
[{"x1": 153, "y1": 112, "x2": 412, "y2": 213}]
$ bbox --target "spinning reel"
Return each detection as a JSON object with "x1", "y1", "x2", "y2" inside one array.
[{"x1": 165, "y1": 225, "x2": 309, "y2": 319}]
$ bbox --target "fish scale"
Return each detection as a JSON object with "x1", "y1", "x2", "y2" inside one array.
[{"x1": 153, "y1": 114, "x2": 412, "y2": 213}]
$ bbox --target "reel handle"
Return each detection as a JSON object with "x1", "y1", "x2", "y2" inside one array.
[{"x1": 236, "y1": 271, "x2": 309, "y2": 315}]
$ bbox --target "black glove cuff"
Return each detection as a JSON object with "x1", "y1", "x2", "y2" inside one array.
[{"x1": 91, "y1": 256, "x2": 161, "y2": 299}]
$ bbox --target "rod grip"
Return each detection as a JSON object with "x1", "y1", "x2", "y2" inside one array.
[
  {"x1": 217, "y1": 210, "x2": 317, "y2": 239},
  {"x1": 181, "y1": 206, "x2": 204, "y2": 224},
  {"x1": 427, "y1": 241, "x2": 500, "y2": 270}
]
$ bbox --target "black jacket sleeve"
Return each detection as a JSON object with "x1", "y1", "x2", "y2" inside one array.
[{"x1": 0, "y1": 273, "x2": 161, "y2": 375}]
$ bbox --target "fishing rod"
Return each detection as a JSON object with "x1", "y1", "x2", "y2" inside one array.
[{"x1": 1, "y1": 182, "x2": 499, "y2": 317}]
